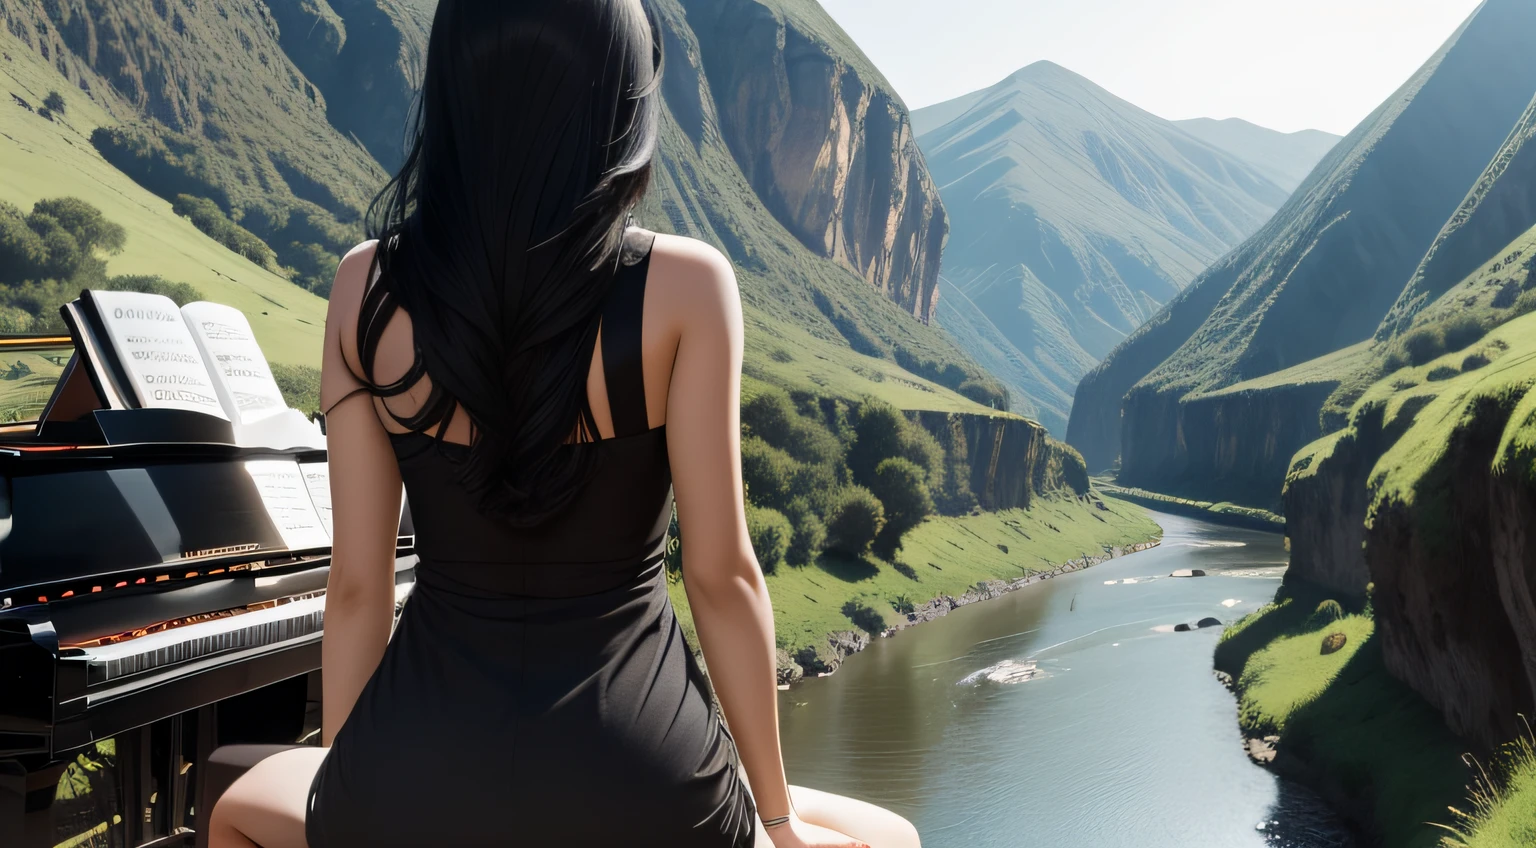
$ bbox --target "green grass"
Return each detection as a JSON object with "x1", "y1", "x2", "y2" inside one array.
[
  {"x1": 1218, "y1": 596, "x2": 1473, "y2": 848},
  {"x1": 1202, "y1": 340, "x2": 1377, "y2": 399},
  {"x1": 1443, "y1": 727, "x2": 1536, "y2": 847},
  {"x1": 1355, "y1": 309, "x2": 1536, "y2": 523},
  {"x1": 0, "y1": 32, "x2": 327, "y2": 367},
  {"x1": 669, "y1": 493, "x2": 1158, "y2": 660},
  {"x1": 1096, "y1": 482, "x2": 1285, "y2": 531}
]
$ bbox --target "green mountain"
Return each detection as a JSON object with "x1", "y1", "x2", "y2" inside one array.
[
  {"x1": 1173, "y1": 117, "x2": 1341, "y2": 192},
  {"x1": 1375, "y1": 90, "x2": 1536, "y2": 339},
  {"x1": 1067, "y1": 0, "x2": 1536, "y2": 487},
  {"x1": 913, "y1": 61, "x2": 1298, "y2": 433}
]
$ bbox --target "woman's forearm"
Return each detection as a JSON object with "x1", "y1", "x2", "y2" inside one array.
[
  {"x1": 320, "y1": 577, "x2": 395, "y2": 746},
  {"x1": 684, "y1": 559, "x2": 794, "y2": 821}
]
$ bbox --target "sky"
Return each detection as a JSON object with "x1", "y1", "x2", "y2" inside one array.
[{"x1": 817, "y1": 0, "x2": 1486, "y2": 136}]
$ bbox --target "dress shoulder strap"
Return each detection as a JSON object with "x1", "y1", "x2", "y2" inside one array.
[{"x1": 599, "y1": 228, "x2": 658, "y2": 438}]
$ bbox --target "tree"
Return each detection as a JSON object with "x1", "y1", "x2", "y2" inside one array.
[
  {"x1": 43, "y1": 91, "x2": 65, "y2": 115},
  {"x1": 782, "y1": 498, "x2": 827, "y2": 567},
  {"x1": 0, "y1": 203, "x2": 49, "y2": 283},
  {"x1": 741, "y1": 436, "x2": 797, "y2": 511},
  {"x1": 823, "y1": 486, "x2": 885, "y2": 558},
  {"x1": 868, "y1": 458, "x2": 934, "y2": 559},
  {"x1": 31, "y1": 197, "x2": 125, "y2": 255},
  {"x1": 745, "y1": 503, "x2": 792, "y2": 575},
  {"x1": 26, "y1": 214, "x2": 83, "y2": 280},
  {"x1": 847, "y1": 400, "x2": 906, "y2": 485}
]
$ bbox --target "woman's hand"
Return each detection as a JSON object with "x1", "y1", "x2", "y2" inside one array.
[{"x1": 765, "y1": 813, "x2": 871, "y2": 848}]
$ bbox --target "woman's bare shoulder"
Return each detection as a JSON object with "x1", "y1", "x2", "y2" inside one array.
[{"x1": 646, "y1": 232, "x2": 739, "y2": 322}]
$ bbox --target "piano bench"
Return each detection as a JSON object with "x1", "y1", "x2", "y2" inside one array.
[{"x1": 194, "y1": 744, "x2": 310, "y2": 848}]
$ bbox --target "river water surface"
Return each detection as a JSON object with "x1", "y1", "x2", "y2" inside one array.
[{"x1": 776, "y1": 511, "x2": 1355, "y2": 848}]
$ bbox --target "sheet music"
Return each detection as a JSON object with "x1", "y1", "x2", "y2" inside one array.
[
  {"x1": 301, "y1": 462, "x2": 334, "y2": 538},
  {"x1": 180, "y1": 301, "x2": 288, "y2": 424},
  {"x1": 85, "y1": 290, "x2": 228, "y2": 419},
  {"x1": 245, "y1": 460, "x2": 331, "y2": 551}
]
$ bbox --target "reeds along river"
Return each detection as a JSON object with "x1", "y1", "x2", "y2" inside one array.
[{"x1": 775, "y1": 511, "x2": 1357, "y2": 848}]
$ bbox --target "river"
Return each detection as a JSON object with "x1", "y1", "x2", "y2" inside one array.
[{"x1": 776, "y1": 510, "x2": 1356, "y2": 848}]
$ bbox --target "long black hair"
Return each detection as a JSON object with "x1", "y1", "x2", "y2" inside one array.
[{"x1": 359, "y1": 0, "x2": 663, "y2": 525}]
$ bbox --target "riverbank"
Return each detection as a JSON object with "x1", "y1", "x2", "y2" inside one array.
[
  {"x1": 1097, "y1": 481, "x2": 1286, "y2": 533},
  {"x1": 1215, "y1": 586, "x2": 1472, "y2": 848},
  {"x1": 668, "y1": 491, "x2": 1161, "y2": 685}
]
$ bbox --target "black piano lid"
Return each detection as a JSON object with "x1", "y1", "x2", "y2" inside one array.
[{"x1": 0, "y1": 448, "x2": 335, "y2": 598}]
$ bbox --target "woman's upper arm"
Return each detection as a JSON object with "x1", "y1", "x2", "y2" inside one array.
[
  {"x1": 663, "y1": 240, "x2": 755, "y2": 582},
  {"x1": 320, "y1": 242, "x2": 402, "y2": 585}
]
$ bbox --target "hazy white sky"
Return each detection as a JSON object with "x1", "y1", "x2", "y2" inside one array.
[{"x1": 817, "y1": 0, "x2": 1486, "y2": 135}]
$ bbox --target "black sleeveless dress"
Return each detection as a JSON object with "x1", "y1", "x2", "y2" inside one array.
[{"x1": 305, "y1": 231, "x2": 758, "y2": 847}]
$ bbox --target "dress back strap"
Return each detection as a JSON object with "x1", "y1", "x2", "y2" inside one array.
[{"x1": 599, "y1": 229, "x2": 657, "y2": 438}]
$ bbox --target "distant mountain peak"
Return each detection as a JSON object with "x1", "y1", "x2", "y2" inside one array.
[{"x1": 1002, "y1": 59, "x2": 1094, "y2": 90}]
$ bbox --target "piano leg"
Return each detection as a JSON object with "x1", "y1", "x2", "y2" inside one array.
[{"x1": 192, "y1": 745, "x2": 306, "y2": 848}]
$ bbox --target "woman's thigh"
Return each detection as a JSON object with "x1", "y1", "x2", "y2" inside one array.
[
  {"x1": 208, "y1": 746, "x2": 327, "y2": 848},
  {"x1": 789, "y1": 785, "x2": 921, "y2": 848},
  {"x1": 739, "y1": 768, "x2": 919, "y2": 848}
]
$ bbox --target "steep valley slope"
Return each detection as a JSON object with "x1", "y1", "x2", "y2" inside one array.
[
  {"x1": 1067, "y1": 0, "x2": 1536, "y2": 501},
  {"x1": 913, "y1": 62, "x2": 1316, "y2": 435}
]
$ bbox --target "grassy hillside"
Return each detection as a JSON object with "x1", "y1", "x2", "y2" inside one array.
[
  {"x1": 1215, "y1": 594, "x2": 1470, "y2": 848},
  {"x1": 1173, "y1": 118, "x2": 1341, "y2": 192},
  {"x1": 1378, "y1": 89, "x2": 1536, "y2": 339},
  {"x1": 0, "y1": 34, "x2": 327, "y2": 366},
  {"x1": 915, "y1": 61, "x2": 1298, "y2": 435},
  {"x1": 1069, "y1": 0, "x2": 1536, "y2": 475},
  {"x1": 670, "y1": 494, "x2": 1158, "y2": 662}
]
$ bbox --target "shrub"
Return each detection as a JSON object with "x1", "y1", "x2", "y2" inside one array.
[
  {"x1": 31, "y1": 197, "x2": 125, "y2": 255},
  {"x1": 1398, "y1": 325, "x2": 1444, "y2": 367},
  {"x1": 824, "y1": 485, "x2": 885, "y2": 557},
  {"x1": 868, "y1": 457, "x2": 934, "y2": 559},
  {"x1": 0, "y1": 205, "x2": 49, "y2": 283},
  {"x1": 899, "y1": 420, "x2": 944, "y2": 484},
  {"x1": 1311, "y1": 599, "x2": 1345, "y2": 627},
  {"x1": 172, "y1": 194, "x2": 278, "y2": 269},
  {"x1": 27, "y1": 214, "x2": 83, "y2": 280},
  {"x1": 743, "y1": 387, "x2": 844, "y2": 468},
  {"x1": 0, "y1": 306, "x2": 35, "y2": 333},
  {"x1": 1462, "y1": 352, "x2": 1491, "y2": 372},
  {"x1": 741, "y1": 436, "x2": 797, "y2": 511},
  {"x1": 745, "y1": 503, "x2": 791, "y2": 575},
  {"x1": 787, "y1": 462, "x2": 839, "y2": 516},
  {"x1": 847, "y1": 400, "x2": 907, "y2": 484},
  {"x1": 101, "y1": 274, "x2": 202, "y2": 306},
  {"x1": 1427, "y1": 365, "x2": 1459, "y2": 382},
  {"x1": 284, "y1": 242, "x2": 340, "y2": 297},
  {"x1": 1440, "y1": 313, "x2": 1487, "y2": 352},
  {"x1": 891, "y1": 595, "x2": 915, "y2": 615},
  {"x1": 42, "y1": 91, "x2": 65, "y2": 115},
  {"x1": 840, "y1": 599, "x2": 887, "y2": 635},
  {"x1": 782, "y1": 498, "x2": 827, "y2": 567},
  {"x1": 271, "y1": 363, "x2": 322, "y2": 416}
]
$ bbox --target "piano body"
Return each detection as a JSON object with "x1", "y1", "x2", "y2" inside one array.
[{"x1": 0, "y1": 308, "x2": 415, "y2": 847}]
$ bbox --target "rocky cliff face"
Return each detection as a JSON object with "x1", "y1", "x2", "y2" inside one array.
[
  {"x1": 1281, "y1": 313, "x2": 1536, "y2": 750},
  {"x1": 267, "y1": 0, "x2": 431, "y2": 173},
  {"x1": 908, "y1": 410, "x2": 1087, "y2": 510},
  {"x1": 675, "y1": 0, "x2": 946, "y2": 323},
  {"x1": 1118, "y1": 381, "x2": 1338, "y2": 509}
]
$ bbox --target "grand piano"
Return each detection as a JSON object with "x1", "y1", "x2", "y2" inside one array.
[{"x1": 0, "y1": 293, "x2": 416, "y2": 847}]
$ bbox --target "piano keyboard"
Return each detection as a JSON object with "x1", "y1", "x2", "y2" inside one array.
[{"x1": 73, "y1": 582, "x2": 415, "y2": 686}]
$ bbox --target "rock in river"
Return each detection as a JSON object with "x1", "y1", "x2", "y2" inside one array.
[{"x1": 1170, "y1": 569, "x2": 1207, "y2": 578}]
